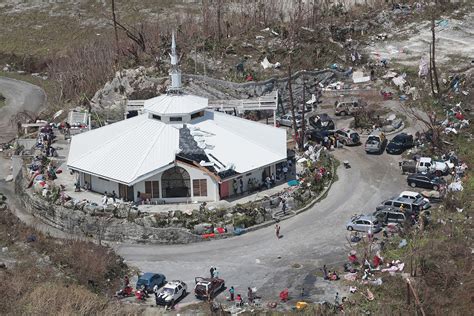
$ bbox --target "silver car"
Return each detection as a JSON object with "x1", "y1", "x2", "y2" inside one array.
[
  {"x1": 277, "y1": 114, "x2": 302, "y2": 128},
  {"x1": 346, "y1": 215, "x2": 382, "y2": 233}
]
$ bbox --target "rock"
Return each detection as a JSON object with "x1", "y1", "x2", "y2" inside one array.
[
  {"x1": 1, "y1": 247, "x2": 8, "y2": 253},
  {"x1": 104, "y1": 204, "x2": 116, "y2": 213},
  {"x1": 83, "y1": 204, "x2": 100, "y2": 215},
  {"x1": 4, "y1": 175, "x2": 13, "y2": 182},
  {"x1": 63, "y1": 200, "x2": 74, "y2": 209}
]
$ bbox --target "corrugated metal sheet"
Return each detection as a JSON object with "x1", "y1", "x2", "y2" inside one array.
[
  {"x1": 190, "y1": 111, "x2": 287, "y2": 173},
  {"x1": 144, "y1": 94, "x2": 208, "y2": 115},
  {"x1": 67, "y1": 115, "x2": 179, "y2": 185},
  {"x1": 67, "y1": 105, "x2": 287, "y2": 184}
]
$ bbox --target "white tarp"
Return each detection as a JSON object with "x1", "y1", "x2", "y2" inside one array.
[
  {"x1": 306, "y1": 94, "x2": 317, "y2": 105},
  {"x1": 261, "y1": 57, "x2": 281, "y2": 69},
  {"x1": 352, "y1": 71, "x2": 370, "y2": 83}
]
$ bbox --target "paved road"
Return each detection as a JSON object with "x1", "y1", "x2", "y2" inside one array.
[
  {"x1": 0, "y1": 76, "x2": 46, "y2": 143},
  {"x1": 115, "y1": 145, "x2": 409, "y2": 304}
]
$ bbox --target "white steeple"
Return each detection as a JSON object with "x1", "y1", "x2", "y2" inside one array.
[{"x1": 168, "y1": 31, "x2": 182, "y2": 93}]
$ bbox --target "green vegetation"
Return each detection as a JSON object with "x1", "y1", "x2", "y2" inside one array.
[
  {"x1": 0, "y1": 201, "x2": 141, "y2": 315},
  {"x1": 0, "y1": 92, "x2": 5, "y2": 108}
]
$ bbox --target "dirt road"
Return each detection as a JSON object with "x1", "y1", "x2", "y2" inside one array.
[{"x1": 0, "y1": 76, "x2": 46, "y2": 143}]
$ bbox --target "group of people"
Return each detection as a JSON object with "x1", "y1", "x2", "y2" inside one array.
[
  {"x1": 101, "y1": 190, "x2": 117, "y2": 206},
  {"x1": 228, "y1": 286, "x2": 256, "y2": 306},
  {"x1": 209, "y1": 266, "x2": 220, "y2": 278}
]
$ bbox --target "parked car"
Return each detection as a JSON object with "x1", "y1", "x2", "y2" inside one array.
[
  {"x1": 346, "y1": 215, "x2": 382, "y2": 233},
  {"x1": 376, "y1": 196, "x2": 430, "y2": 213},
  {"x1": 276, "y1": 114, "x2": 303, "y2": 128},
  {"x1": 399, "y1": 190, "x2": 430, "y2": 203},
  {"x1": 365, "y1": 130, "x2": 387, "y2": 154},
  {"x1": 136, "y1": 273, "x2": 166, "y2": 293},
  {"x1": 155, "y1": 280, "x2": 187, "y2": 306},
  {"x1": 407, "y1": 173, "x2": 446, "y2": 190},
  {"x1": 373, "y1": 207, "x2": 408, "y2": 225},
  {"x1": 194, "y1": 277, "x2": 226, "y2": 300},
  {"x1": 308, "y1": 113, "x2": 335, "y2": 131},
  {"x1": 334, "y1": 99, "x2": 366, "y2": 116},
  {"x1": 386, "y1": 133, "x2": 414, "y2": 154},
  {"x1": 335, "y1": 128, "x2": 360, "y2": 145}
]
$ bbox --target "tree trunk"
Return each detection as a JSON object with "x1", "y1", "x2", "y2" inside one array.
[
  {"x1": 300, "y1": 81, "x2": 306, "y2": 150},
  {"x1": 431, "y1": 15, "x2": 441, "y2": 98},
  {"x1": 287, "y1": 58, "x2": 298, "y2": 151},
  {"x1": 428, "y1": 43, "x2": 436, "y2": 97},
  {"x1": 216, "y1": 0, "x2": 222, "y2": 42},
  {"x1": 111, "y1": 0, "x2": 119, "y2": 62}
]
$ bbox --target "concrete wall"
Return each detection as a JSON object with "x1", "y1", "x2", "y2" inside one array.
[
  {"x1": 88, "y1": 174, "x2": 119, "y2": 195},
  {"x1": 15, "y1": 169, "x2": 202, "y2": 244}
]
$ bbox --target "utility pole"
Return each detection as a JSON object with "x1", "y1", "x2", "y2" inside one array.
[{"x1": 300, "y1": 78, "x2": 307, "y2": 150}]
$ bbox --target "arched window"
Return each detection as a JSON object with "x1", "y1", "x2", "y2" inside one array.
[{"x1": 161, "y1": 166, "x2": 191, "y2": 198}]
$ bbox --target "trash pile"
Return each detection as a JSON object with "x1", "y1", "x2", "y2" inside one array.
[{"x1": 441, "y1": 103, "x2": 470, "y2": 135}]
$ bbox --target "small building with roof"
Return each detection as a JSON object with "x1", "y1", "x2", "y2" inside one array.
[{"x1": 67, "y1": 33, "x2": 287, "y2": 203}]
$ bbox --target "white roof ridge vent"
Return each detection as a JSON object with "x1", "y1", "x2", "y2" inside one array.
[{"x1": 199, "y1": 161, "x2": 214, "y2": 167}]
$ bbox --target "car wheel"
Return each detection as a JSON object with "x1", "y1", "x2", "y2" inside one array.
[
  {"x1": 433, "y1": 185, "x2": 439, "y2": 191},
  {"x1": 410, "y1": 182, "x2": 417, "y2": 188},
  {"x1": 347, "y1": 226, "x2": 353, "y2": 231}
]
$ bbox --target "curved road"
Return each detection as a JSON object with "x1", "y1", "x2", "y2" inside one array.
[
  {"x1": 0, "y1": 77, "x2": 46, "y2": 143},
  {"x1": 115, "y1": 141, "x2": 412, "y2": 303}
]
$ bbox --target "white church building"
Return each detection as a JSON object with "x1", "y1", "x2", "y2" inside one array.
[{"x1": 67, "y1": 34, "x2": 287, "y2": 203}]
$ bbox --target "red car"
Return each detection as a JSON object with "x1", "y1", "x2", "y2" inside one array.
[{"x1": 194, "y1": 277, "x2": 225, "y2": 300}]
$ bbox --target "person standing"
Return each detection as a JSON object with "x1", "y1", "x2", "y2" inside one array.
[
  {"x1": 275, "y1": 224, "x2": 280, "y2": 239},
  {"x1": 283, "y1": 165, "x2": 288, "y2": 180},
  {"x1": 102, "y1": 192, "x2": 108, "y2": 206},
  {"x1": 229, "y1": 286, "x2": 235, "y2": 301},
  {"x1": 111, "y1": 190, "x2": 117, "y2": 203},
  {"x1": 213, "y1": 267, "x2": 219, "y2": 278},
  {"x1": 247, "y1": 287, "x2": 254, "y2": 304},
  {"x1": 210, "y1": 266, "x2": 215, "y2": 278},
  {"x1": 239, "y1": 178, "x2": 244, "y2": 195},
  {"x1": 271, "y1": 173, "x2": 276, "y2": 186}
]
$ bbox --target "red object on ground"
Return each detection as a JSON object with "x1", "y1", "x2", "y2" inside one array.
[
  {"x1": 202, "y1": 233, "x2": 216, "y2": 239},
  {"x1": 216, "y1": 227, "x2": 225, "y2": 234},
  {"x1": 455, "y1": 112, "x2": 464, "y2": 120},
  {"x1": 246, "y1": 74, "x2": 254, "y2": 81},
  {"x1": 279, "y1": 289, "x2": 289, "y2": 301},
  {"x1": 135, "y1": 290, "x2": 144, "y2": 300},
  {"x1": 348, "y1": 254, "x2": 358, "y2": 263},
  {"x1": 373, "y1": 255, "x2": 382, "y2": 268},
  {"x1": 56, "y1": 169, "x2": 62, "y2": 174}
]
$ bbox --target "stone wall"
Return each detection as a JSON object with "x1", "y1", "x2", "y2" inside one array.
[{"x1": 15, "y1": 169, "x2": 202, "y2": 244}]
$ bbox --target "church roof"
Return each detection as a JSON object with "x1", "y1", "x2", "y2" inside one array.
[
  {"x1": 144, "y1": 94, "x2": 208, "y2": 116},
  {"x1": 67, "y1": 106, "x2": 287, "y2": 185}
]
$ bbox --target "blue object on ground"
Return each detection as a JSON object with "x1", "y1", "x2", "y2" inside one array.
[
  {"x1": 234, "y1": 227, "x2": 246, "y2": 235},
  {"x1": 287, "y1": 180, "x2": 300, "y2": 186}
]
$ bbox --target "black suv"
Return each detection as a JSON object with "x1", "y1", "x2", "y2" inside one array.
[
  {"x1": 407, "y1": 173, "x2": 446, "y2": 190},
  {"x1": 308, "y1": 113, "x2": 335, "y2": 131},
  {"x1": 386, "y1": 133, "x2": 414, "y2": 155}
]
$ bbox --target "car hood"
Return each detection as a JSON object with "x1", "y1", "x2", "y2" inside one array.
[
  {"x1": 387, "y1": 142, "x2": 402, "y2": 149},
  {"x1": 157, "y1": 291, "x2": 173, "y2": 301}
]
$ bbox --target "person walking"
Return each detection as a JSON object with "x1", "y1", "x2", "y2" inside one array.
[
  {"x1": 229, "y1": 286, "x2": 235, "y2": 301},
  {"x1": 275, "y1": 224, "x2": 280, "y2": 239},
  {"x1": 111, "y1": 190, "x2": 117, "y2": 203}
]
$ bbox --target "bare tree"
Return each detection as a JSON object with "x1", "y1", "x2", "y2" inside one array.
[
  {"x1": 111, "y1": 0, "x2": 120, "y2": 62},
  {"x1": 430, "y1": 14, "x2": 441, "y2": 99},
  {"x1": 287, "y1": 57, "x2": 299, "y2": 150}
]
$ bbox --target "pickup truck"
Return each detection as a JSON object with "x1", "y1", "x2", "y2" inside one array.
[
  {"x1": 400, "y1": 157, "x2": 453, "y2": 175},
  {"x1": 194, "y1": 277, "x2": 225, "y2": 300}
]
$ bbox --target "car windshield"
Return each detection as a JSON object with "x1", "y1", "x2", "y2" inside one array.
[
  {"x1": 367, "y1": 136, "x2": 380, "y2": 142},
  {"x1": 162, "y1": 287, "x2": 174, "y2": 294},
  {"x1": 391, "y1": 137, "x2": 404, "y2": 145},
  {"x1": 350, "y1": 133, "x2": 358, "y2": 139}
]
